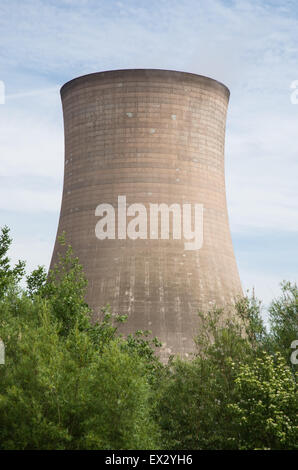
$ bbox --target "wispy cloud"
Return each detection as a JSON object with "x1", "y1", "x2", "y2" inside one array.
[{"x1": 6, "y1": 87, "x2": 59, "y2": 100}]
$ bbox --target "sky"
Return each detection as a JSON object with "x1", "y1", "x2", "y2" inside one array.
[{"x1": 0, "y1": 0, "x2": 297, "y2": 314}]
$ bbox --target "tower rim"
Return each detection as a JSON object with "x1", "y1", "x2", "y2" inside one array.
[{"x1": 60, "y1": 68, "x2": 230, "y2": 99}]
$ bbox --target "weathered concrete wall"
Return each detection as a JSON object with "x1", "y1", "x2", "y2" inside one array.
[{"x1": 50, "y1": 69, "x2": 242, "y2": 360}]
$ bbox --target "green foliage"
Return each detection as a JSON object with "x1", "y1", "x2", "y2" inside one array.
[
  {"x1": 0, "y1": 229, "x2": 160, "y2": 449},
  {"x1": 0, "y1": 306, "x2": 159, "y2": 449},
  {"x1": 41, "y1": 233, "x2": 91, "y2": 335},
  {"x1": 26, "y1": 265, "x2": 47, "y2": 298},
  {"x1": 228, "y1": 352, "x2": 297, "y2": 449},
  {"x1": 0, "y1": 226, "x2": 297, "y2": 450},
  {"x1": 0, "y1": 226, "x2": 25, "y2": 299},
  {"x1": 156, "y1": 294, "x2": 298, "y2": 450},
  {"x1": 268, "y1": 281, "x2": 298, "y2": 362}
]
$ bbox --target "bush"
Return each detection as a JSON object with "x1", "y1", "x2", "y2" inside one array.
[
  {"x1": 156, "y1": 294, "x2": 297, "y2": 449},
  {"x1": 0, "y1": 228, "x2": 160, "y2": 449},
  {"x1": 0, "y1": 226, "x2": 297, "y2": 449}
]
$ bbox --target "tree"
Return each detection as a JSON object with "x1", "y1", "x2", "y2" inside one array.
[
  {"x1": 228, "y1": 352, "x2": 297, "y2": 449},
  {"x1": 0, "y1": 225, "x2": 297, "y2": 449},
  {"x1": 0, "y1": 228, "x2": 161, "y2": 449},
  {"x1": 0, "y1": 304, "x2": 159, "y2": 449},
  {"x1": 156, "y1": 292, "x2": 297, "y2": 449},
  {"x1": 26, "y1": 265, "x2": 47, "y2": 298},
  {"x1": 0, "y1": 226, "x2": 25, "y2": 299},
  {"x1": 268, "y1": 281, "x2": 298, "y2": 364}
]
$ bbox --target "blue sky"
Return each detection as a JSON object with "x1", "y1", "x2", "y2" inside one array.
[{"x1": 0, "y1": 0, "x2": 297, "y2": 311}]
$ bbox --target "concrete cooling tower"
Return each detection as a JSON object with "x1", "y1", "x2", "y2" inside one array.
[{"x1": 50, "y1": 69, "x2": 242, "y2": 359}]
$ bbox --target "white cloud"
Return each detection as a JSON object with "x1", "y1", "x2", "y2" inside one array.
[
  {"x1": 0, "y1": 90, "x2": 63, "y2": 180},
  {"x1": 0, "y1": 186, "x2": 61, "y2": 213}
]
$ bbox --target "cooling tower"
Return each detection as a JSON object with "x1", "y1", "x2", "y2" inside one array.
[{"x1": 50, "y1": 69, "x2": 242, "y2": 359}]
